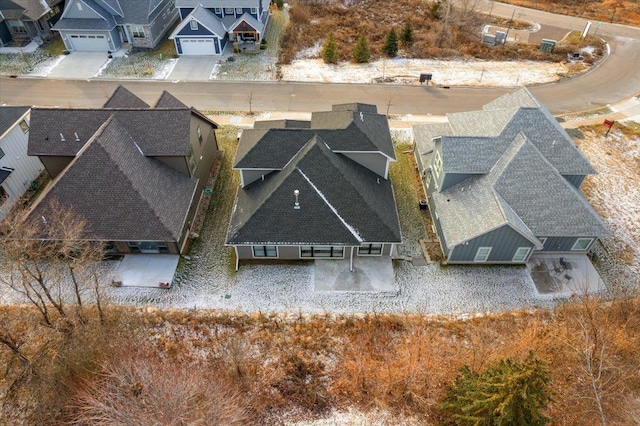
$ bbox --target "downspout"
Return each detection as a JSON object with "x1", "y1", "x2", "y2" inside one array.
[
  {"x1": 350, "y1": 247, "x2": 354, "y2": 272},
  {"x1": 234, "y1": 246, "x2": 239, "y2": 271}
]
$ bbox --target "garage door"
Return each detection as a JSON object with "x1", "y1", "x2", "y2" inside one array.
[
  {"x1": 69, "y1": 34, "x2": 110, "y2": 51},
  {"x1": 180, "y1": 38, "x2": 216, "y2": 55}
]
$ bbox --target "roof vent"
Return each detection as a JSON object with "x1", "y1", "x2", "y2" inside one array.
[
  {"x1": 60, "y1": 133, "x2": 65, "y2": 142},
  {"x1": 74, "y1": 132, "x2": 80, "y2": 142},
  {"x1": 294, "y1": 189, "x2": 300, "y2": 210}
]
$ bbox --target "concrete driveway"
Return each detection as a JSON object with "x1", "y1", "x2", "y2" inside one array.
[
  {"x1": 47, "y1": 51, "x2": 110, "y2": 79},
  {"x1": 168, "y1": 56, "x2": 219, "y2": 81},
  {"x1": 314, "y1": 257, "x2": 398, "y2": 294}
]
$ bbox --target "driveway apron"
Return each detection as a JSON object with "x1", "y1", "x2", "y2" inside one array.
[
  {"x1": 168, "y1": 56, "x2": 218, "y2": 81},
  {"x1": 48, "y1": 52, "x2": 110, "y2": 79}
]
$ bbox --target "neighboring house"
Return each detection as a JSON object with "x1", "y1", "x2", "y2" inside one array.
[
  {"x1": 0, "y1": 0, "x2": 63, "y2": 46},
  {"x1": 413, "y1": 88, "x2": 609, "y2": 264},
  {"x1": 0, "y1": 106, "x2": 45, "y2": 220},
  {"x1": 26, "y1": 86, "x2": 219, "y2": 255},
  {"x1": 226, "y1": 103, "x2": 402, "y2": 271},
  {"x1": 169, "y1": 0, "x2": 270, "y2": 55},
  {"x1": 53, "y1": 0, "x2": 178, "y2": 52}
]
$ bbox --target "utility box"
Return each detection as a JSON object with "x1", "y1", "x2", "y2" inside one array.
[
  {"x1": 482, "y1": 34, "x2": 497, "y2": 46},
  {"x1": 539, "y1": 39, "x2": 557, "y2": 53}
]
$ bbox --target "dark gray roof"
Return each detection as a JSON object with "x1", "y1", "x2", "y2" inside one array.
[
  {"x1": 96, "y1": 0, "x2": 123, "y2": 17},
  {"x1": 431, "y1": 134, "x2": 609, "y2": 247},
  {"x1": 5, "y1": 0, "x2": 50, "y2": 20},
  {"x1": 227, "y1": 137, "x2": 402, "y2": 245},
  {"x1": 176, "y1": 0, "x2": 268, "y2": 8},
  {"x1": 154, "y1": 91, "x2": 188, "y2": 108},
  {"x1": 234, "y1": 129, "x2": 314, "y2": 169},
  {"x1": 229, "y1": 11, "x2": 263, "y2": 34},
  {"x1": 103, "y1": 85, "x2": 150, "y2": 108},
  {"x1": 27, "y1": 117, "x2": 197, "y2": 242},
  {"x1": 53, "y1": 17, "x2": 115, "y2": 30},
  {"x1": 0, "y1": 106, "x2": 29, "y2": 137},
  {"x1": 253, "y1": 119, "x2": 311, "y2": 129},
  {"x1": 116, "y1": 0, "x2": 156, "y2": 24},
  {"x1": 28, "y1": 108, "x2": 192, "y2": 157}
]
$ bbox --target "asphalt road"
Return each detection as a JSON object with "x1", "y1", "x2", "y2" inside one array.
[{"x1": 0, "y1": 2, "x2": 638, "y2": 115}]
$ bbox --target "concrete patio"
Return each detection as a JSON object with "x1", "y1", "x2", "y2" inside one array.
[
  {"x1": 527, "y1": 253, "x2": 605, "y2": 296},
  {"x1": 112, "y1": 254, "x2": 180, "y2": 288},
  {"x1": 314, "y1": 257, "x2": 397, "y2": 294}
]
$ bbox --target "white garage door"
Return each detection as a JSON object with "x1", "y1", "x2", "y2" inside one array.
[
  {"x1": 180, "y1": 38, "x2": 216, "y2": 55},
  {"x1": 69, "y1": 34, "x2": 110, "y2": 51}
]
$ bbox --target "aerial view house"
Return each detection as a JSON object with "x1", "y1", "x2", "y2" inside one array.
[
  {"x1": 26, "y1": 86, "x2": 219, "y2": 255},
  {"x1": 0, "y1": 0, "x2": 63, "y2": 47},
  {"x1": 0, "y1": 106, "x2": 45, "y2": 220},
  {"x1": 413, "y1": 88, "x2": 609, "y2": 264},
  {"x1": 170, "y1": 0, "x2": 270, "y2": 55},
  {"x1": 53, "y1": 0, "x2": 178, "y2": 52},
  {"x1": 226, "y1": 103, "x2": 402, "y2": 271}
]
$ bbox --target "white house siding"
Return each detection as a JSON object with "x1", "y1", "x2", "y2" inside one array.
[{"x1": 0, "y1": 117, "x2": 45, "y2": 219}]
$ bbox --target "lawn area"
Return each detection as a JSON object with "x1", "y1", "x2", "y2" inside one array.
[
  {"x1": 390, "y1": 142, "x2": 428, "y2": 258},
  {"x1": 40, "y1": 37, "x2": 66, "y2": 56},
  {"x1": 0, "y1": 50, "x2": 53, "y2": 75}
]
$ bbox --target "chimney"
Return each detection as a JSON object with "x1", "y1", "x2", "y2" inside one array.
[{"x1": 294, "y1": 189, "x2": 300, "y2": 210}]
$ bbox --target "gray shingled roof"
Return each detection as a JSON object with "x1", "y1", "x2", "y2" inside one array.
[
  {"x1": 483, "y1": 88, "x2": 541, "y2": 110},
  {"x1": 52, "y1": 17, "x2": 115, "y2": 30},
  {"x1": 252, "y1": 119, "x2": 311, "y2": 129},
  {"x1": 447, "y1": 108, "x2": 517, "y2": 137},
  {"x1": 154, "y1": 91, "x2": 188, "y2": 108},
  {"x1": 431, "y1": 134, "x2": 608, "y2": 247},
  {"x1": 27, "y1": 117, "x2": 197, "y2": 242},
  {"x1": 0, "y1": 106, "x2": 29, "y2": 137},
  {"x1": 190, "y1": 4, "x2": 226, "y2": 36},
  {"x1": 229, "y1": 11, "x2": 263, "y2": 34},
  {"x1": 412, "y1": 122, "x2": 451, "y2": 172},
  {"x1": 234, "y1": 129, "x2": 312, "y2": 169},
  {"x1": 227, "y1": 137, "x2": 402, "y2": 245},
  {"x1": 176, "y1": 0, "x2": 267, "y2": 8},
  {"x1": 98, "y1": 0, "x2": 123, "y2": 17},
  {"x1": 28, "y1": 108, "x2": 192, "y2": 157},
  {"x1": 6, "y1": 0, "x2": 50, "y2": 20},
  {"x1": 103, "y1": 85, "x2": 150, "y2": 108}
]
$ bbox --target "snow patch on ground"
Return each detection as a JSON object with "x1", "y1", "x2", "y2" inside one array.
[
  {"x1": 156, "y1": 58, "x2": 179, "y2": 79},
  {"x1": 284, "y1": 407, "x2": 423, "y2": 425},
  {"x1": 294, "y1": 41, "x2": 323, "y2": 60},
  {"x1": 26, "y1": 55, "x2": 65, "y2": 77},
  {"x1": 280, "y1": 58, "x2": 563, "y2": 86}
]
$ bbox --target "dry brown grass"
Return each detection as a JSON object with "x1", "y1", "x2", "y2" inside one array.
[
  {"x1": 501, "y1": 0, "x2": 640, "y2": 26},
  {"x1": 278, "y1": 0, "x2": 573, "y2": 65},
  {"x1": 2, "y1": 298, "x2": 640, "y2": 424}
]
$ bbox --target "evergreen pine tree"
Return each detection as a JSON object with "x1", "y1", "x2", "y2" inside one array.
[
  {"x1": 440, "y1": 352, "x2": 551, "y2": 426},
  {"x1": 321, "y1": 33, "x2": 338, "y2": 64},
  {"x1": 382, "y1": 29, "x2": 399, "y2": 57},
  {"x1": 352, "y1": 35, "x2": 371, "y2": 63},
  {"x1": 400, "y1": 21, "x2": 414, "y2": 48}
]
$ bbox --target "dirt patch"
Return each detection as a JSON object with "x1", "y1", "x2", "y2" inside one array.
[{"x1": 500, "y1": 0, "x2": 640, "y2": 26}]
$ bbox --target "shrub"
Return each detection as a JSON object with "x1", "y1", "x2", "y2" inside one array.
[
  {"x1": 276, "y1": 0, "x2": 284, "y2": 9},
  {"x1": 440, "y1": 352, "x2": 551, "y2": 426},
  {"x1": 382, "y1": 29, "x2": 399, "y2": 57},
  {"x1": 400, "y1": 20, "x2": 414, "y2": 47},
  {"x1": 321, "y1": 33, "x2": 338, "y2": 64},
  {"x1": 352, "y1": 35, "x2": 371, "y2": 63}
]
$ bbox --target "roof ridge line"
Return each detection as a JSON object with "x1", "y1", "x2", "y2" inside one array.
[{"x1": 297, "y1": 168, "x2": 363, "y2": 243}]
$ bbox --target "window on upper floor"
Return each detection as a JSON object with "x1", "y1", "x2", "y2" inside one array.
[
  {"x1": 19, "y1": 120, "x2": 29, "y2": 133},
  {"x1": 197, "y1": 126, "x2": 203, "y2": 144},
  {"x1": 572, "y1": 238, "x2": 594, "y2": 251},
  {"x1": 190, "y1": 20, "x2": 198, "y2": 30},
  {"x1": 235, "y1": 7, "x2": 243, "y2": 14},
  {"x1": 433, "y1": 151, "x2": 443, "y2": 179},
  {"x1": 188, "y1": 147, "x2": 197, "y2": 174},
  {"x1": 251, "y1": 7, "x2": 258, "y2": 14},
  {"x1": 224, "y1": 7, "x2": 234, "y2": 14},
  {"x1": 214, "y1": 7, "x2": 221, "y2": 14},
  {"x1": 7, "y1": 20, "x2": 27, "y2": 34},
  {"x1": 168, "y1": 1, "x2": 175, "y2": 13}
]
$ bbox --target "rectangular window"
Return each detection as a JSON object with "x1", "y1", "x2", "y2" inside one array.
[
  {"x1": 168, "y1": 1, "x2": 175, "y2": 13},
  {"x1": 251, "y1": 7, "x2": 258, "y2": 14},
  {"x1": 127, "y1": 241, "x2": 140, "y2": 253},
  {"x1": 224, "y1": 7, "x2": 234, "y2": 14},
  {"x1": 131, "y1": 25, "x2": 145, "y2": 38},
  {"x1": 535, "y1": 237, "x2": 547, "y2": 251},
  {"x1": 474, "y1": 247, "x2": 492, "y2": 262},
  {"x1": 300, "y1": 246, "x2": 344, "y2": 258},
  {"x1": 424, "y1": 170, "x2": 431, "y2": 188},
  {"x1": 572, "y1": 238, "x2": 594, "y2": 251},
  {"x1": 158, "y1": 242, "x2": 170, "y2": 254},
  {"x1": 253, "y1": 245, "x2": 277, "y2": 258},
  {"x1": 197, "y1": 126, "x2": 203, "y2": 144},
  {"x1": 512, "y1": 247, "x2": 531, "y2": 262},
  {"x1": 214, "y1": 7, "x2": 221, "y2": 14},
  {"x1": 189, "y1": 20, "x2": 198, "y2": 30},
  {"x1": 235, "y1": 8, "x2": 243, "y2": 14},
  {"x1": 188, "y1": 147, "x2": 197, "y2": 174},
  {"x1": 8, "y1": 20, "x2": 27, "y2": 34},
  {"x1": 19, "y1": 119, "x2": 29, "y2": 133},
  {"x1": 433, "y1": 151, "x2": 443, "y2": 179},
  {"x1": 358, "y1": 243, "x2": 383, "y2": 255}
]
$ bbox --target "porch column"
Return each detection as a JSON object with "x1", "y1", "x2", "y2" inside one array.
[{"x1": 350, "y1": 247, "x2": 354, "y2": 272}]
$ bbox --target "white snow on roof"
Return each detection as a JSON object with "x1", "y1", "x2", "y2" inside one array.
[{"x1": 297, "y1": 168, "x2": 363, "y2": 243}]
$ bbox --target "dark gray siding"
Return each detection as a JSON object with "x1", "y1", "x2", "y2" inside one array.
[
  {"x1": 562, "y1": 174, "x2": 586, "y2": 189},
  {"x1": 177, "y1": 23, "x2": 215, "y2": 36},
  {"x1": 179, "y1": 8, "x2": 194, "y2": 20},
  {"x1": 41, "y1": 156, "x2": 73, "y2": 178},
  {"x1": 539, "y1": 236, "x2": 595, "y2": 252},
  {"x1": 63, "y1": 0, "x2": 105, "y2": 19},
  {"x1": 448, "y1": 225, "x2": 534, "y2": 263},
  {"x1": 241, "y1": 169, "x2": 276, "y2": 187}
]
